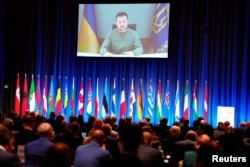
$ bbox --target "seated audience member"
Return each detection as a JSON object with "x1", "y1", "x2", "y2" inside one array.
[
  {"x1": 109, "y1": 123, "x2": 144, "y2": 167},
  {"x1": 138, "y1": 131, "x2": 164, "y2": 167},
  {"x1": 74, "y1": 129, "x2": 110, "y2": 167},
  {"x1": 1, "y1": 118, "x2": 14, "y2": 131},
  {"x1": 53, "y1": 122, "x2": 82, "y2": 162},
  {"x1": 153, "y1": 118, "x2": 171, "y2": 140},
  {"x1": 196, "y1": 140, "x2": 223, "y2": 167},
  {"x1": 111, "y1": 115, "x2": 118, "y2": 131},
  {"x1": 183, "y1": 134, "x2": 211, "y2": 167},
  {"x1": 213, "y1": 121, "x2": 226, "y2": 140},
  {"x1": 40, "y1": 142, "x2": 72, "y2": 167},
  {"x1": 24, "y1": 122, "x2": 54, "y2": 167},
  {"x1": 101, "y1": 123, "x2": 120, "y2": 158},
  {"x1": 0, "y1": 124, "x2": 23, "y2": 167},
  {"x1": 83, "y1": 119, "x2": 104, "y2": 144},
  {"x1": 14, "y1": 115, "x2": 38, "y2": 163},
  {"x1": 161, "y1": 125, "x2": 181, "y2": 156},
  {"x1": 170, "y1": 130, "x2": 197, "y2": 165},
  {"x1": 245, "y1": 121, "x2": 250, "y2": 138}
]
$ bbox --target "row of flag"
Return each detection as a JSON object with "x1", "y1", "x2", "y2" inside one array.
[
  {"x1": 78, "y1": 3, "x2": 168, "y2": 54},
  {"x1": 14, "y1": 74, "x2": 209, "y2": 124}
]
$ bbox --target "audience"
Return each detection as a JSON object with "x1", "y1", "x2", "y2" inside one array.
[
  {"x1": 0, "y1": 123, "x2": 23, "y2": 167},
  {"x1": 24, "y1": 122, "x2": 54, "y2": 166},
  {"x1": 74, "y1": 129, "x2": 110, "y2": 167},
  {"x1": 40, "y1": 142, "x2": 72, "y2": 167}
]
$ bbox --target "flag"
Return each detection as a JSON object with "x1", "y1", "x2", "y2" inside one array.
[
  {"x1": 156, "y1": 80, "x2": 162, "y2": 122},
  {"x1": 86, "y1": 78, "x2": 92, "y2": 115},
  {"x1": 21, "y1": 74, "x2": 28, "y2": 115},
  {"x1": 147, "y1": 79, "x2": 154, "y2": 117},
  {"x1": 55, "y1": 76, "x2": 62, "y2": 115},
  {"x1": 77, "y1": 4, "x2": 99, "y2": 53},
  {"x1": 102, "y1": 78, "x2": 108, "y2": 118},
  {"x1": 175, "y1": 80, "x2": 180, "y2": 121},
  {"x1": 164, "y1": 80, "x2": 170, "y2": 112},
  {"x1": 36, "y1": 75, "x2": 41, "y2": 111},
  {"x1": 111, "y1": 78, "x2": 116, "y2": 116},
  {"x1": 48, "y1": 76, "x2": 54, "y2": 114},
  {"x1": 137, "y1": 79, "x2": 143, "y2": 120},
  {"x1": 14, "y1": 73, "x2": 20, "y2": 114},
  {"x1": 120, "y1": 79, "x2": 126, "y2": 118},
  {"x1": 129, "y1": 78, "x2": 136, "y2": 118},
  {"x1": 149, "y1": 3, "x2": 168, "y2": 53},
  {"x1": 42, "y1": 75, "x2": 48, "y2": 117},
  {"x1": 204, "y1": 81, "x2": 208, "y2": 121},
  {"x1": 29, "y1": 74, "x2": 36, "y2": 111},
  {"x1": 183, "y1": 80, "x2": 189, "y2": 119},
  {"x1": 63, "y1": 77, "x2": 68, "y2": 110},
  {"x1": 94, "y1": 78, "x2": 99, "y2": 118},
  {"x1": 78, "y1": 77, "x2": 84, "y2": 115},
  {"x1": 192, "y1": 80, "x2": 198, "y2": 120},
  {"x1": 70, "y1": 77, "x2": 75, "y2": 115}
]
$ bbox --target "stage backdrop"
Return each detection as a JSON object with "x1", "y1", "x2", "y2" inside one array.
[{"x1": 0, "y1": 0, "x2": 249, "y2": 127}]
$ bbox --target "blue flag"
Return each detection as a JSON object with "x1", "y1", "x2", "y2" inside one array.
[{"x1": 150, "y1": 3, "x2": 169, "y2": 53}]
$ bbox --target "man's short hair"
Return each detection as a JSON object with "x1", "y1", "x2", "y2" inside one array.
[
  {"x1": 0, "y1": 123, "x2": 13, "y2": 146},
  {"x1": 116, "y1": 12, "x2": 128, "y2": 19}
]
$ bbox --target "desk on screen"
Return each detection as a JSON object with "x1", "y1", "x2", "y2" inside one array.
[{"x1": 77, "y1": 52, "x2": 168, "y2": 58}]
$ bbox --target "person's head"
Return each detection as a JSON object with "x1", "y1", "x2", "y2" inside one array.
[
  {"x1": 65, "y1": 122, "x2": 81, "y2": 136},
  {"x1": 91, "y1": 129, "x2": 105, "y2": 146},
  {"x1": 142, "y1": 131, "x2": 154, "y2": 146},
  {"x1": 37, "y1": 122, "x2": 54, "y2": 139},
  {"x1": 185, "y1": 130, "x2": 198, "y2": 141},
  {"x1": 0, "y1": 123, "x2": 15, "y2": 152},
  {"x1": 41, "y1": 142, "x2": 72, "y2": 167},
  {"x1": 195, "y1": 134, "x2": 211, "y2": 149},
  {"x1": 101, "y1": 123, "x2": 112, "y2": 136},
  {"x1": 170, "y1": 125, "x2": 181, "y2": 138},
  {"x1": 22, "y1": 114, "x2": 36, "y2": 129},
  {"x1": 116, "y1": 12, "x2": 128, "y2": 32}
]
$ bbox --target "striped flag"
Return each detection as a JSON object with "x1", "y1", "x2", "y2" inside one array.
[
  {"x1": 78, "y1": 77, "x2": 84, "y2": 115},
  {"x1": 120, "y1": 79, "x2": 126, "y2": 118},
  {"x1": 102, "y1": 78, "x2": 108, "y2": 118},
  {"x1": 111, "y1": 78, "x2": 116, "y2": 116},
  {"x1": 147, "y1": 79, "x2": 154, "y2": 117},
  {"x1": 164, "y1": 80, "x2": 170, "y2": 112},
  {"x1": 21, "y1": 74, "x2": 28, "y2": 115},
  {"x1": 192, "y1": 80, "x2": 198, "y2": 120},
  {"x1": 137, "y1": 79, "x2": 143, "y2": 120},
  {"x1": 63, "y1": 77, "x2": 68, "y2": 110},
  {"x1": 129, "y1": 78, "x2": 136, "y2": 118},
  {"x1": 48, "y1": 76, "x2": 54, "y2": 114},
  {"x1": 204, "y1": 81, "x2": 208, "y2": 121},
  {"x1": 149, "y1": 3, "x2": 168, "y2": 53},
  {"x1": 14, "y1": 73, "x2": 20, "y2": 114},
  {"x1": 42, "y1": 75, "x2": 48, "y2": 117},
  {"x1": 183, "y1": 80, "x2": 189, "y2": 119},
  {"x1": 156, "y1": 80, "x2": 162, "y2": 122},
  {"x1": 55, "y1": 76, "x2": 62, "y2": 115},
  {"x1": 36, "y1": 75, "x2": 41, "y2": 111},
  {"x1": 175, "y1": 80, "x2": 180, "y2": 121},
  {"x1": 29, "y1": 74, "x2": 36, "y2": 111},
  {"x1": 77, "y1": 4, "x2": 99, "y2": 53},
  {"x1": 86, "y1": 78, "x2": 92, "y2": 115},
  {"x1": 70, "y1": 77, "x2": 75, "y2": 115},
  {"x1": 94, "y1": 78, "x2": 99, "y2": 118}
]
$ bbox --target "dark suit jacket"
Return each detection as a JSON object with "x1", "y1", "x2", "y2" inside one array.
[
  {"x1": 24, "y1": 137, "x2": 53, "y2": 166},
  {"x1": 138, "y1": 144, "x2": 165, "y2": 167},
  {"x1": 74, "y1": 141, "x2": 110, "y2": 167},
  {"x1": 0, "y1": 149, "x2": 23, "y2": 167}
]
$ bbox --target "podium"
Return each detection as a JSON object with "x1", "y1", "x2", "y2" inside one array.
[{"x1": 217, "y1": 106, "x2": 235, "y2": 127}]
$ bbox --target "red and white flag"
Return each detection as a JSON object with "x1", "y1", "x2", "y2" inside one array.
[
  {"x1": 78, "y1": 78, "x2": 84, "y2": 115},
  {"x1": 129, "y1": 78, "x2": 136, "y2": 118},
  {"x1": 42, "y1": 75, "x2": 48, "y2": 116},
  {"x1": 86, "y1": 78, "x2": 92, "y2": 115},
  {"x1": 204, "y1": 81, "x2": 208, "y2": 121},
  {"x1": 120, "y1": 79, "x2": 126, "y2": 118},
  {"x1": 14, "y1": 73, "x2": 20, "y2": 114}
]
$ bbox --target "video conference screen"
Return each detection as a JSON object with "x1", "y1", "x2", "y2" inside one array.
[{"x1": 77, "y1": 3, "x2": 170, "y2": 58}]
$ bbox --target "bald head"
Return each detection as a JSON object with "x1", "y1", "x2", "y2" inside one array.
[
  {"x1": 91, "y1": 129, "x2": 105, "y2": 146},
  {"x1": 195, "y1": 134, "x2": 210, "y2": 149},
  {"x1": 37, "y1": 122, "x2": 53, "y2": 138},
  {"x1": 142, "y1": 131, "x2": 153, "y2": 146}
]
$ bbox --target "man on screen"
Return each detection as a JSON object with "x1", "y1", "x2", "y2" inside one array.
[{"x1": 100, "y1": 12, "x2": 144, "y2": 56}]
